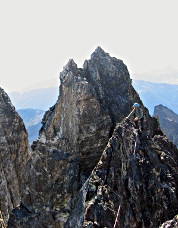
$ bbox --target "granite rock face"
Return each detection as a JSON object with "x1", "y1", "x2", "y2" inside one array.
[
  {"x1": 154, "y1": 104, "x2": 178, "y2": 147},
  {"x1": 0, "y1": 88, "x2": 30, "y2": 226},
  {"x1": 5, "y1": 47, "x2": 178, "y2": 227}
]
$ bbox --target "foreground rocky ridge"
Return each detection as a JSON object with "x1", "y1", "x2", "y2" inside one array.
[
  {"x1": 66, "y1": 120, "x2": 178, "y2": 227},
  {"x1": 0, "y1": 88, "x2": 30, "y2": 226},
  {"x1": 0, "y1": 47, "x2": 178, "y2": 227}
]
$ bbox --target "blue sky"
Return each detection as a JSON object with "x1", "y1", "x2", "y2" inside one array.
[{"x1": 0, "y1": 0, "x2": 178, "y2": 92}]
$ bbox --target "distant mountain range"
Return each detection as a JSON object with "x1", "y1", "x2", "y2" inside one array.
[
  {"x1": 8, "y1": 78, "x2": 59, "y2": 144},
  {"x1": 17, "y1": 109, "x2": 45, "y2": 144},
  {"x1": 132, "y1": 80, "x2": 178, "y2": 115},
  {"x1": 132, "y1": 67, "x2": 178, "y2": 115},
  {"x1": 19, "y1": 77, "x2": 60, "y2": 93},
  {"x1": 9, "y1": 87, "x2": 59, "y2": 111},
  {"x1": 132, "y1": 66, "x2": 178, "y2": 84}
]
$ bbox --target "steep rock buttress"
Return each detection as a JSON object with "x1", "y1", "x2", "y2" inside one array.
[{"x1": 0, "y1": 88, "x2": 30, "y2": 226}]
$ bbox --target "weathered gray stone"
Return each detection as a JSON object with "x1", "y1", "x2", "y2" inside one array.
[{"x1": 0, "y1": 88, "x2": 30, "y2": 226}]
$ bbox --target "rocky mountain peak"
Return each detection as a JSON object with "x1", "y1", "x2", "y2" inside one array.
[
  {"x1": 0, "y1": 48, "x2": 178, "y2": 227},
  {"x1": 91, "y1": 46, "x2": 110, "y2": 58},
  {"x1": 60, "y1": 59, "x2": 79, "y2": 82}
]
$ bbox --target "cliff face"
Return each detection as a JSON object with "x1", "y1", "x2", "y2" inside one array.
[
  {"x1": 5, "y1": 47, "x2": 178, "y2": 228},
  {"x1": 66, "y1": 121, "x2": 178, "y2": 227},
  {"x1": 0, "y1": 88, "x2": 30, "y2": 226},
  {"x1": 154, "y1": 104, "x2": 178, "y2": 148}
]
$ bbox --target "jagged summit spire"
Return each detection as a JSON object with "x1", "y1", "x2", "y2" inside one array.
[
  {"x1": 60, "y1": 59, "x2": 79, "y2": 81},
  {"x1": 89, "y1": 46, "x2": 125, "y2": 70},
  {"x1": 63, "y1": 59, "x2": 78, "y2": 71},
  {"x1": 91, "y1": 46, "x2": 110, "y2": 59},
  {"x1": 94, "y1": 46, "x2": 106, "y2": 53}
]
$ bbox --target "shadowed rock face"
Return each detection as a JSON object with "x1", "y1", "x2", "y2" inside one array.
[
  {"x1": 0, "y1": 88, "x2": 30, "y2": 226},
  {"x1": 5, "y1": 47, "x2": 178, "y2": 227},
  {"x1": 66, "y1": 121, "x2": 178, "y2": 227},
  {"x1": 154, "y1": 104, "x2": 178, "y2": 148}
]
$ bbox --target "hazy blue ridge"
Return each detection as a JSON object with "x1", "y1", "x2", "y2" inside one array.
[
  {"x1": 8, "y1": 87, "x2": 59, "y2": 111},
  {"x1": 132, "y1": 80, "x2": 178, "y2": 115},
  {"x1": 8, "y1": 86, "x2": 59, "y2": 144},
  {"x1": 17, "y1": 108, "x2": 45, "y2": 144},
  {"x1": 154, "y1": 104, "x2": 178, "y2": 147},
  {"x1": 27, "y1": 122, "x2": 42, "y2": 144}
]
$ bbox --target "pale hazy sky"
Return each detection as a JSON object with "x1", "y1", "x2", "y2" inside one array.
[{"x1": 0, "y1": 0, "x2": 178, "y2": 92}]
